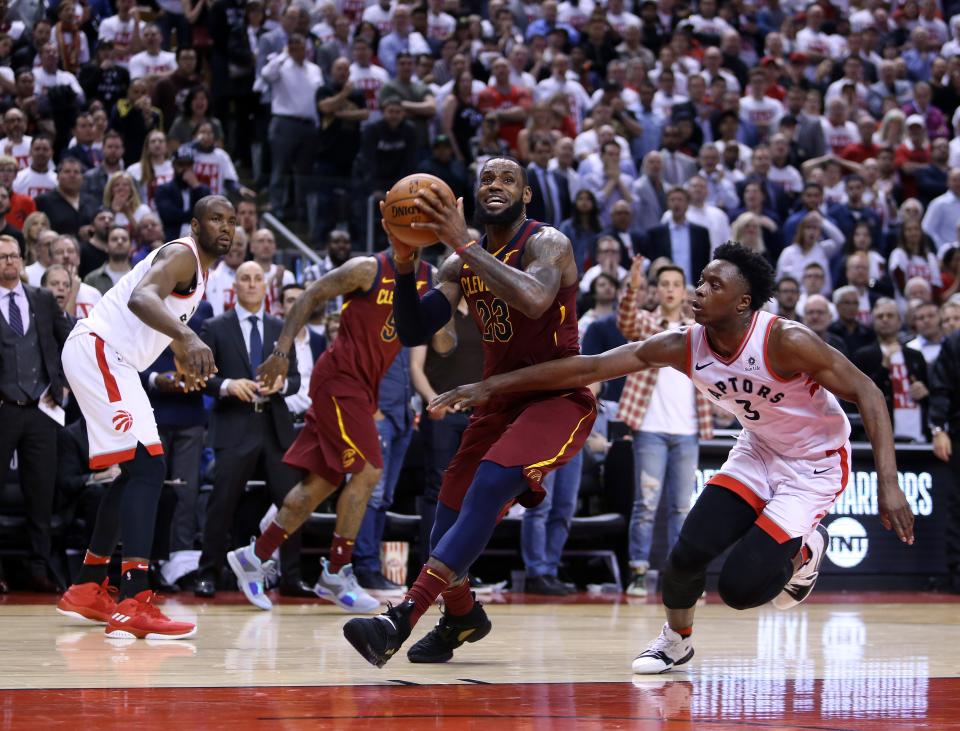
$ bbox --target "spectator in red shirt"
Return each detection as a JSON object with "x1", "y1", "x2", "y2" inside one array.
[
  {"x1": 476, "y1": 56, "x2": 533, "y2": 154},
  {"x1": 840, "y1": 114, "x2": 882, "y2": 164},
  {"x1": 894, "y1": 114, "x2": 931, "y2": 200}
]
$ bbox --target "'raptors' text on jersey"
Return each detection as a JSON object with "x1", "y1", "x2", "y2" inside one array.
[
  {"x1": 459, "y1": 219, "x2": 583, "y2": 410},
  {"x1": 688, "y1": 310, "x2": 850, "y2": 457}
]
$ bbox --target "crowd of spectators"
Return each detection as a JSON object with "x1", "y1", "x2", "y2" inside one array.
[{"x1": 1, "y1": 0, "x2": 960, "y2": 595}]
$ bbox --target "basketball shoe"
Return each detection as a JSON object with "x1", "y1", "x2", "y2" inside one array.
[
  {"x1": 632, "y1": 623, "x2": 695, "y2": 674},
  {"x1": 343, "y1": 598, "x2": 415, "y2": 667},
  {"x1": 314, "y1": 558, "x2": 380, "y2": 613},
  {"x1": 56, "y1": 580, "x2": 118, "y2": 624},
  {"x1": 407, "y1": 600, "x2": 492, "y2": 663},
  {"x1": 227, "y1": 539, "x2": 278, "y2": 610},
  {"x1": 772, "y1": 524, "x2": 829, "y2": 610},
  {"x1": 104, "y1": 591, "x2": 197, "y2": 640}
]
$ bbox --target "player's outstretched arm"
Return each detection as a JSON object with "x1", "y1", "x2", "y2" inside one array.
[
  {"x1": 429, "y1": 329, "x2": 688, "y2": 412},
  {"x1": 412, "y1": 183, "x2": 573, "y2": 319},
  {"x1": 130, "y1": 243, "x2": 215, "y2": 390},
  {"x1": 258, "y1": 257, "x2": 378, "y2": 386},
  {"x1": 770, "y1": 321, "x2": 915, "y2": 545}
]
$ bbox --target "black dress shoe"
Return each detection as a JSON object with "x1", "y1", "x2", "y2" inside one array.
[
  {"x1": 524, "y1": 575, "x2": 569, "y2": 596},
  {"x1": 194, "y1": 578, "x2": 216, "y2": 598},
  {"x1": 27, "y1": 574, "x2": 64, "y2": 594},
  {"x1": 355, "y1": 571, "x2": 404, "y2": 592},
  {"x1": 278, "y1": 580, "x2": 318, "y2": 598}
]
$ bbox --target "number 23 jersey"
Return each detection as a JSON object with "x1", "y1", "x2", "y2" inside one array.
[{"x1": 688, "y1": 310, "x2": 850, "y2": 458}]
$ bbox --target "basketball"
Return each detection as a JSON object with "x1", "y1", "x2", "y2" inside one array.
[{"x1": 382, "y1": 173, "x2": 455, "y2": 247}]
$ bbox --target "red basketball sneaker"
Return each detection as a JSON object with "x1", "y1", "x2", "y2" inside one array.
[
  {"x1": 104, "y1": 591, "x2": 197, "y2": 640},
  {"x1": 56, "y1": 580, "x2": 118, "y2": 624}
]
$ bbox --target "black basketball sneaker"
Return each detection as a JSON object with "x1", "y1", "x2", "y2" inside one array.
[
  {"x1": 343, "y1": 599, "x2": 415, "y2": 668},
  {"x1": 407, "y1": 599, "x2": 492, "y2": 663}
]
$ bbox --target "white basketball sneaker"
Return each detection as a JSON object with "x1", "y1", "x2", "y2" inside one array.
[
  {"x1": 772, "y1": 524, "x2": 829, "y2": 610},
  {"x1": 313, "y1": 558, "x2": 381, "y2": 613},
  {"x1": 227, "y1": 539, "x2": 278, "y2": 611},
  {"x1": 632, "y1": 623, "x2": 694, "y2": 674}
]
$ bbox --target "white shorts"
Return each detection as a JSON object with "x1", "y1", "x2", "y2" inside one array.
[
  {"x1": 707, "y1": 433, "x2": 851, "y2": 542},
  {"x1": 63, "y1": 328, "x2": 163, "y2": 469}
]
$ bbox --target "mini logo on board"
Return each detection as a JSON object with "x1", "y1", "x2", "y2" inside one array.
[
  {"x1": 825, "y1": 517, "x2": 868, "y2": 569},
  {"x1": 745, "y1": 356, "x2": 760, "y2": 372},
  {"x1": 112, "y1": 410, "x2": 133, "y2": 432},
  {"x1": 341, "y1": 448, "x2": 356, "y2": 469}
]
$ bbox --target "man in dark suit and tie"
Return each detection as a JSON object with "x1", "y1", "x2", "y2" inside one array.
[
  {"x1": 0, "y1": 235, "x2": 72, "y2": 592},
  {"x1": 526, "y1": 135, "x2": 571, "y2": 227},
  {"x1": 195, "y1": 261, "x2": 310, "y2": 598},
  {"x1": 640, "y1": 187, "x2": 712, "y2": 283}
]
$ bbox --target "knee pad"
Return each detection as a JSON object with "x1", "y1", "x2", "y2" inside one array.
[
  {"x1": 661, "y1": 536, "x2": 713, "y2": 609},
  {"x1": 717, "y1": 532, "x2": 801, "y2": 611}
]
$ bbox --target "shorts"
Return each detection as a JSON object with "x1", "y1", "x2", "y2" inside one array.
[
  {"x1": 283, "y1": 387, "x2": 382, "y2": 486},
  {"x1": 707, "y1": 433, "x2": 851, "y2": 542},
  {"x1": 63, "y1": 329, "x2": 163, "y2": 470},
  {"x1": 439, "y1": 389, "x2": 597, "y2": 511}
]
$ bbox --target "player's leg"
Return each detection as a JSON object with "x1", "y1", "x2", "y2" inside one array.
[
  {"x1": 313, "y1": 461, "x2": 383, "y2": 612},
  {"x1": 716, "y1": 525, "x2": 804, "y2": 610},
  {"x1": 632, "y1": 485, "x2": 759, "y2": 674},
  {"x1": 626, "y1": 431, "x2": 670, "y2": 595}
]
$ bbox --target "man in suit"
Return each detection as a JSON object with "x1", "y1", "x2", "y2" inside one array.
[
  {"x1": 631, "y1": 150, "x2": 667, "y2": 235},
  {"x1": 0, "y1": 235, "x2": 72, "y2": 592},
  {"x1": 659, "y1": 124, "x2": 698, "y2": 187},
  {"x1": 195, "y1": 261, "x2": 310, "y2": 598},
  {"x1": 782, "y1": 85, "x2": 827, "y2": 162},
  {"x1": 526, "y1": 135, "x2": 570, "y2": 227},
  {"x1": 640, "y1": 187, "x2": 711, "y2": 283},
  {"x1": 155, "y1": 147, "x2": 214, "y2": 242},
  {"x1": 853, "y1": 299, "x2": 930, "y2": 443},
  {"x1": 601, "y1": 199, "x2": 645, "y2": 269}
]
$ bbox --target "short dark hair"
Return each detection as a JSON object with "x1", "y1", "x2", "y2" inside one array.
[
  {"x1": 714, "y1": 241, "x2": 776, "y2": 311},
  {"x1": 281, "y1": 283, "x2": 304, "y2": 298},
  {"x1": 803, "y1": 261, "x2": 825, "y2": 273},
  {"x1": 589, "y1": 272, "x2": 619, "y2": 296},
  {"x1": 656, "y1": 264, "x2": 686, "y2": 284},
  {"x1": 479, "y1": 155, "x2": 528, "y2": 187},
  {"x1": 58, "y1": 156, "x2": 83, "y2": 171},
  {"x1": 776, "y1": 275, "x2": 799, "y2": 290}
]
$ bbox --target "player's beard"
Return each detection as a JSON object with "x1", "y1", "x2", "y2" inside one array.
[{"x1": 475, "y1": 197, "x2": 525, "y2": 226}]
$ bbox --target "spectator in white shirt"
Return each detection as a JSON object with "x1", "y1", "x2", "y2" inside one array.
[
  {"x1": 777, "y1": 211, "x2": 840, "y2": 294},
  {"x1": 12, "y1": 136, "x2": 57, "y2": 198},
  {"x1": 97, "y1": 0, "x2": 144, "y2": 69},
  {"x1": 260, "y1": 33, "x2": 324, "y2": 218},
  {"x1": 426, "y1": 0, "x2": 456, "y2": 40},
  {"x1": 250, "y1": 227, "x2": 296, "y2": 316},
  {"x1": 33, "y1": 42, "x2": 85, "y2": 105},
  {"x1": 128, "y1": 24, "x2": 177, "y2": 80},
  {"x1": 583, "y1": 141, "x2": 635, "y2": 227},
  {"x1": 697, "y1": 143, "x2": 738, "y2": 211},
  {"x1": 682, "y1": 175, "x2": 730, "y2": 251},
  {"x1": 922, "y1": 169, "x2": 960, "y2": 249},
  {"x1": 362, "y1": 0, "x2": 395, "y2": 35},
  {"x1": 907, "y1": 302, "x2": 944, "y2": 365},
  {"x1": 535, "y1": 54, "x2": 591, "y2": 131}
]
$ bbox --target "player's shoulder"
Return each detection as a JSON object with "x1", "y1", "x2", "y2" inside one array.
[{"x1": 527, "y1": 223, "x2": 574, "y2": 258}]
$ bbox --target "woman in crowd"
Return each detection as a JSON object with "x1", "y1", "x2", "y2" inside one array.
[
  {"x1": 559, "y1": 188, "x2": 602, "y2": 275},
  {"x1": 730, "y1": 212, "x2": 770, "y2": 263},
  {"x1": 888, "y1": 218, "x2": 943, "y2": 303},
  {"x1": 168, "y1": 86, "x2": 224, "y2": 152},
  {"x1": 441, "y1": 70, "x2": 482, "y2": 164},
  {"x1": 517, "y1": 101, "x2": 562, "y2": 162},
  {"x1": 777, "y1": 211, "x2": 842, "y2": 294},
  {"x1": 103, "y1": 172, "x2": 152, "y2": 230},
  {"x1": 21, "y1": 211, "x2": 51, "y2": 265},
  {"x1": 126, "y1": 130, "x2": 173, "y2": 210}
]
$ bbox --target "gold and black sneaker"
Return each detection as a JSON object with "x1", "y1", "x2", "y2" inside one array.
[
  {"x1": 343, "y1": 598, "x2": 415, "y2": 668},
  {"x1": 407, "y1": 599, "x2": 492, "y2": 663}
]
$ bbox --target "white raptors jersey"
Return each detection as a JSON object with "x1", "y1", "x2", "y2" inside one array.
[
  {"x1": 688, "y1": 310, "x2": 850, "y2": 458},
  {"x1": 74, "y1": 237, "x2": 205, "y2": 371}
]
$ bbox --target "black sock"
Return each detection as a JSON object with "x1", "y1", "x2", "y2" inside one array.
[{"x1": 120, "y1": 559, "x2": 150, "y2": 599}]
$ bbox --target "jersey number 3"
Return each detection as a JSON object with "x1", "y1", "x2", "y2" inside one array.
[
  {"x1": 476, "y1": 298, "x2": 513, "y2": 343},
  {"x1": 735, "y1": 399, "x2": 760, "y2": 421}
]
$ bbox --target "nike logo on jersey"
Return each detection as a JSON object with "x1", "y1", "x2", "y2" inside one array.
[
  {"x1": 813, "y1": 468, "x2": 832, "y2": 475},
  {"x1": 695, "y1": 361, "x2": 715, "y2": 370}
]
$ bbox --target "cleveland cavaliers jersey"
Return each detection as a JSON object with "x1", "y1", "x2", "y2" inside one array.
[
  {"x1": 459, "y1": 219, "x2": 583, "y2": 409},
  {"x1": 72, "y1": 237, "x2": 206, "y2": 371},
  {"x1": 313, "y1": 251, "x2": 432, "y2": 399},
  {"x1": 688, "y1": 310, "x2": 850, "y2": 457}
]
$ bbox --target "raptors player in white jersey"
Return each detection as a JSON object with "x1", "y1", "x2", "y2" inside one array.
[
  {"x1": 431, "y1": 243, "x2": 915, "y2": 672},
  {"x1": 56, "y1": 196, "x2": 237, "y2": 640}
]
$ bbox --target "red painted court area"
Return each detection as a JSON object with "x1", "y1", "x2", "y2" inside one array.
[{"x1": 3, "y1": 678, "x2": 959, "y2": 730}]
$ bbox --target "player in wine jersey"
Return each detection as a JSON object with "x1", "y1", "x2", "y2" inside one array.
[
  {"x1": 228, "y1": 248, "x2": 453, "y2": 613},
  {"x1": 431, "y1": 243, "x2": 916, "y2": 673},
  {"x1": 342, "y1": 157, "x2": 597, "y2": 668},
  {"x1": 56, "y1": 195, "x2": 235, "y2": 640}
]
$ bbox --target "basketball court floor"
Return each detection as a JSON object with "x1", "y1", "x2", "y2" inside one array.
[{"x1": 1, "y1": 591, "x2": 958, "y2": 729}]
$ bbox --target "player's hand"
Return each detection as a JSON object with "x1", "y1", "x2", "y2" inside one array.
[
  {"x1": 379, "y1": 201, "x2": 416, "y2": 264},
  {"x1": 171, "y1": 331, "x2": 216, "y2": 391},
  {"x1": 256, "y1": 352, "x2": 290, "y2": 389},
  {"x1": 878, "y1": 482, "x2": 915, "y2": 545},
  {"x1": 154, "y1": 370, "x2": 185, "y2": 393},
  {"x1": 227, "y1": 378, "x2": 259, "y2": 402},
  {"x1": 411, "y1": 184, "x2": 471, "y2": 251},
  {"x1": 257, "y1": 375, "x2": 284, "y2": 396},
  {"x1": 933, "y1": 431, "x2": 952, "y2": 462},
  {"x1": 429, "y1": 381, "x2": 491, "y2": 413}
]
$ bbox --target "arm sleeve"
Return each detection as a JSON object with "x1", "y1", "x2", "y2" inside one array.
[{"x1": 392, "y1": 271, "x2": 453, "y2": 347}]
